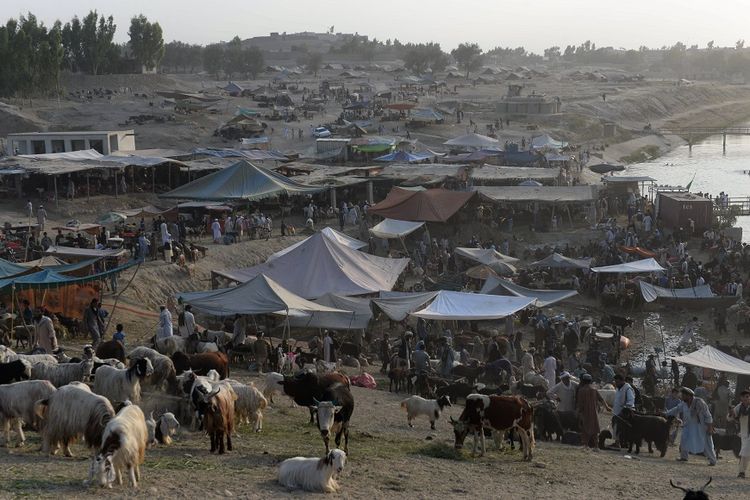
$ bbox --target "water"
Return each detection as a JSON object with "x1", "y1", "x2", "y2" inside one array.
[{"x1": 625, "y1": 133, "x2": 750, "y2": 240}]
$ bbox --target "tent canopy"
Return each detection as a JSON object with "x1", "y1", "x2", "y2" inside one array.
[
  {"x1": 369, "y1": 219, "x2": 425, "y2": 239},
  {"x1": 531, "y1": 134, "x2": 568, "y2": 150},
  {"x1": 454, "y1": 247, "x2": 519, "y2": 265},
  {"x1": 160, "y1": 160, "x2": 323, "y2": 201},
  {"x1": 373, "y1": 151, "x2": 433, "y2": 163},
  {"x1": 372, "y1": 291, "x2": 439, "y2": 321},
  {"x1": 591, "y1": 258, "x2": 665, "y2": 274},
  {"x1": 480, "y1": 276, "x2": 578, "y2": 307},
  {"x1": 288, "y1": 293, "x2": 373, "y2": 330},
  {"x1": 671, "y1": 345, "x2": 750, "y2": 375},
  {"x1": 268, "y1": 227, "x2": 366, "y2": 261},
  {"x1": 411, "y1": 290, "x2": 534, "y2": 320},
  {"x1": 178, "y1": 274, "x2": 348, "y2": 317},
  {"x1": 444, "y1": 133, "x2": 500, "y2": 150},
  {"x1": 369, "y1": 187, "x2": 475, "y2": 222},
  {"x1": 0, "y1": 260, "x2": 136, "y2": 291},
  {"x1": 531, "y1": 252, "x2": 591, "y2": 270},
  {"x1": 639, "y1": 281, "x2": 715, "y2": 303},
  {"x1": 214, "y1": 231, "x2": 409, "y2": 299}
]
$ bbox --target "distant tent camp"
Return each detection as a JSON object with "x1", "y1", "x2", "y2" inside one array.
[
  {"x1": 444, "y1": 133, "x2": 501, "y2": 150},
  {"x1": 368, "y1": 187, "x2": 475, "y2": 222},
  {"x1": 222, "y1": 82, "x2": 244, "y2": 96},
  {"x1": 160, "y1": 160, "x2": 323, "y2": 201},
  {"x1": 531, "y1": 134, "x2": 567, "y2": 150}
]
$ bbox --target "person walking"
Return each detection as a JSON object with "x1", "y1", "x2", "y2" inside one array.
[
  {"x1": 323, "y1": 330, "x2": 334, "y2": 363},
  {"x1": 543, "y1": 350, "x2": 557, "y2": 388},
  {"x1": 158, "y1": 305, "x2": 173, "y2": 339},
  {"x1": 34, "y1": 308, "x2": 58, "y2": 353},
  {"x1": 577, "y1": 373, "x2": 610, "y2": 449},
  {"x1": 178, "y1": 305, "x2": 196, "y2": 337},
  {"x1": 37, "y1": 205, "x2": 47, "y2": 231},
  {"x1": 211, "y1": 218, "x2": 222, "y2": 243},
  {"x1": 547, "y1": 371, "x2": 578, "y2": 413},
  {"x1": 83, "y1": 298, "x2": 106, "y2": 348},
  {"x1": 612, "y1": 373, "x2": 635, "y2": 447},
  {"x1": 253, "y1": 332, "x2": 269, "y2": 373},
  {"x1": 666, "y1": 387, "x2": 717, "y2": 466},
  {"x1": 728, "y1": 388, "x2": 750, "y2": 478}
]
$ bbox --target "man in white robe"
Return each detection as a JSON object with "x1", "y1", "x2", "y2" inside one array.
[
  {"x1": 211, "y1": 219, "x2": 222, "y2": 243},
  {"x1": 158, "y1": 306, "x2": 173, "y2": 339},
  {"x1": 666, "y1": 387, "x2": 716, "y2": 465}
]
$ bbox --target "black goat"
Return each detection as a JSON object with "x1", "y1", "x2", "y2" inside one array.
[{"x1": 669, "y1": 477, "x2": 711, "y2": 500}]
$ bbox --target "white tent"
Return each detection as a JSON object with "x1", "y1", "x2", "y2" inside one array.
[
  {"x1": 639, "y1": 281, "x2": 715, "y2": 303},
  {"x1": 443, "y1": 133, "x2": 501, "y2": 150},
  {"x1": 480, "y1": 276, "x2": 578, "y2": 307},
  {"x1": 214, "y1": 231, "x2": 409, "y2": 299},
  {"x1": 371, "y1": 291, "x2": 439, "y2": 321},
  {"x1": 369, "y1": 219, "x2": 425, "y2": 239},
  {"x1": 288, "y1": 293, "x2": 373, "y2": 330},
  {"x1": 268, "y1": 227, "x2": 366, "y2": 261},
  {"x1": 411, "y1": 291, "x2": 535, "y2": 320},
  {"x1": 454, "y1": 247, "x2": 519, "y2": 265},
  {"x1": 671, "y1": 345, "x2": 750, "y2": 375},
  {"x1": 591, "y1": 258, "x2": 665, "y2": 274},
  {"x1": 530, "y1": 253, "x2": 591, "y2": 270}
]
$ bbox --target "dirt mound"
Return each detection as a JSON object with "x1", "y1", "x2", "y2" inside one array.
[{"x1": 0, "y1": 101, "x2": 46, "y2": 137}]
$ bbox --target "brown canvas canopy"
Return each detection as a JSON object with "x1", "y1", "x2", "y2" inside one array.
[{"x1": 369, "y1": 187, "x2": 475, "y2": 222}]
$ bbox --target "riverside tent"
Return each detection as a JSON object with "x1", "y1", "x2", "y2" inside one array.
[
  {"x1": 480, "y1": 276, "x2": 578, "y2": 307},
  {"x1": 268, "y1": 227, "x2": 366, "y2": 261},
  {"x1": 288, "y1": 293, "x2": 373, "y2": 330},
  {"x1": 177, "y1": 274, "x2": 349, "y2": 317},
  {"x1": 531, "y1": 134, "x2": 567, "y2": 150},
  {"x1": 160, "y1": 160, "x2": 323, "y2": 201},
  {"x1": 639, "y1": 281, "x2": 737, "y2": 309},
  {"x1": 369, "y1": 219, "x2": 425, "y2": 239},
  {"x1": 410, "y1": 290, "x2": 534, "y2": 320},
  {"x1": 530, "y1": 253, "x2": 591, "y2": 270},
  {"x1": 591, "y1": 258, "x2": 665, "y2": 274},
  {"x1": 454, "y1": 247, "x2": 519, "y2": 265},
  {"x1": 444, "y1": 133, "x2": 501, "y2": 150},
  {"x1": 371, "y1": 291, "x2": 439, "y2": 321},
  {"x1": 671, "y1": 345, "x2": 750, "y2": 375},
  {"x1": 213, "y1": 231, "x2": 409, "y2": 299},
  {"x1": 368, "y1": 187, "x2": 475, "y2": 222}
]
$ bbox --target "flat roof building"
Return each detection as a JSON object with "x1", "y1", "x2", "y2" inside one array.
[{"x1": 7, "y1": 130, "x2": 136, "y2": 155}]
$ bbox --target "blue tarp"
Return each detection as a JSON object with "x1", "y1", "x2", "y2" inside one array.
[
  {"x1": 0, "y1": 260, "x2": 137, "y2": 290},
  {"x1": 374, "y1": 151, "x2": 433, "y2": 163},
  {"x1": 0, "y1": 259, "x2": 28, "y2": 278}
]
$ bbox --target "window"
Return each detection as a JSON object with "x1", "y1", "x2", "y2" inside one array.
[
  {"x1": 32, "y1": 140, "x2": 46, "y2": 154},
  {"x1": 71, "y1": 139, "x2": 86, "y2": 151},
  {"x1": 89, "y1": 139, "x2": 104, "y2": 154},
  {"x1": 51, "y1": 140, "x2": 65, "y2": 153}
]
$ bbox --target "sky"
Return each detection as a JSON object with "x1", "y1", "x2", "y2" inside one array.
[{"x1": 5, "y1": 0, "x2": 750, "y2": 53}]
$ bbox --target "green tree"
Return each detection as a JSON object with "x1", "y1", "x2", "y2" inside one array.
[
  {"x1": 80, "y1": 10, "x2": 116, "y2": 75},
  {"x1": 451, "y1": 42, "x2": 483, "y2": 78},
  {"x1": 240, "y1": 46, "x2": 264, "y2": 79},
  {"x1": 128, "y1": 14, "x2": 164, "y2": 71},
  {"x1": 305, "y1": 52, "x2": 323, "y2": 76},
  {"x1": 544, "y1": 46, "x2": 561, "y2": 60},
  {"x1": 61, "y1": 16, "x2": 84, "y2": 71},
  {"x1": 203, "y1": 43, "x2": 224, "y2": 77},
  {"x1": 223, "y1": 36, "x2": 243, "y2": 78}
]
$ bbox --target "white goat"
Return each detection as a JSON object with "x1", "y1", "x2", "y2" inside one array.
[
  {"x1": 154, "y1": 336, "x2": 185, "y2": 356},
  {"x1": 263, "y1": 372, "x2": 285, "y2": 405},
  {"x1": 400, "y1": 395, "x2": 452, "y2": 430},
  {"x1": 36, "y1": 384, "x2": 115, "y2": 457},
  {"x1": 155, "y1": 412, "x2": 179, "y2": 445},
  {"x1": 0, "y1": 380, "x2": 56, "y2": 447},
  {"x1": 94, "y1": 358, "x2": 154, "y2": 404},
  {"x1": 0, "y1": 346, "x2": 58, "y2": 365},
  {"x1": 31, "y1": 359, "x2": 94, "y2": 387},
  {"x1": 278, "y1": 449, "x2": 347, "y2": 493},
  {"x1": 523, "y1": 371, "x2": 550, "y2": 390},
  {"x1": 127, "y1": 346, "x2": 177, "y2": 391},
  {"x1": 221, "y1": 379, "x2": 267, "y2": 432},
  {"x1": 87, "y1": 403, "x2": 148, "y2": 489}
]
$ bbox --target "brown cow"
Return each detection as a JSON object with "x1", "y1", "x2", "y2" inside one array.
[
  {"x1": 200, "y1": 384, "x2": 237, "y2": 454},
  {"x1": 450, "y1": 394, "x2": 535, "y2": 461},
  {"x1": 172, "y1": 352, "x2": 229, "y2": 379}
]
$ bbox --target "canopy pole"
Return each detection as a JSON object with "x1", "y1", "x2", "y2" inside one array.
[
  {"x1": 86, "y1": 173, "x2": 90, "y2": 201},
  {"x1": 152, "y1": 167, "x2": 155, "y2": 193},
  {"x1": 114, "y1": 170, "x2": 118, "y2": 198},
  {"x1": 53, "y1": 175, "x2": 58, "y2": 209}
]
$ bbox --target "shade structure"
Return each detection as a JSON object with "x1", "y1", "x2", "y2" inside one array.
[
  {"x1": 287, "y1": 293, "x2": 373, "y2": 330},
  {"x1": 531, "y1": 134, "x2": 567, "y2": 150},
  {"x1": 589, "y1": 163, "x2": 625, "y2": 174},
  {"x1": 268, "y1": 227, "x2": 366, "y2": 262},
  {"x1": 160, "y1": 160, "x2": 324, "y2": 201},
  {"x1": 444, "y1": 133, "x2": 500, "y2": 150},
  {"x1": 0, "y1": 260, "x2": 136, "y2": 291},
  {"x1": 465, "y1": 264, "x2": 498, "y2": 280},
  {"x1": 671, "y1": 345, "x2": 750, "y2": 375},
  {"x1": 177, "y1": 274, "x2": 349, "y2": 317},
  {"x1": 638, "y1": 281, "x2": 737, "y2": 309},
  {"x1": 369, "y1": 219, "x2": 425, "y2": 239},
  {"x1": 530, "y1": 253, "x2": 591, "y2": 270},
  {"x1": 368, "y1": 187, "x2": 475, "y2": 222},
  {"x1": 0, "y1": 259, "x2": 30, "y2": 278},
  {"x1": 411, "y1": 290, "x2": 535, "y2": 321},
  {"x1": 454, "y1": 247, "x2": 519, "y2": 265},
  {"x1": 518, "y1": 180, "x2": 543, "y2": 187},
  {"x1": 373, "y1": 151, "x2": 433, "y2": 163},
  {"x1": 480, "y1": 276, "x2": 578, "y2": 307},
  {"x1": 371, "y1": 291, "x2": 439, "y2": 321},
  {"x1": 213, "y1": 232, "x2": 409, "y2": 299},
  {"x1": 591, "y1": 258, "x2": 665, "y2": 274}
]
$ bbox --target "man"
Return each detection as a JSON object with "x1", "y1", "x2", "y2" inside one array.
[
  {"x1": 543, "y1": 350, "x2": 557, "y2": 388},
  {"x1": 412, "y1": 341, "x2": 430, "y2": 372},
  {"x1": 211, "y1": 219, "x2": 222, "y2": 243},
  {"x1": 520, "y1": 347, "x2": 536, "y2": 375},
  {"x1": 34, "y1": 308, "x2": 58, "y2": 353},
  {"x1": 37, "y1": 205, "x2": 47, "y2": 231},
  {"x1": 84, "y1": 298, "x2": 106, "y2": 347},
  {"x1": 439, "y1": 337, "x2": 455, "y2": 378},
  {"x1": 21, "y1": 299, "x2": 33, "y2": 327},
  {"x1": 323, "y1": 330, "x2": 334, "y2": 363},
  {"x1": 679, "y1": 317, "x2": 699, "y2": 347},
  {"x1": 577, "y1": 373, "x2": 610, "y2": 449},
  {"x1": 40, "y1": 232, "x2": 52, "y2": 250},
  {"x1": 158, "y1": 305, "x2": 173, "y2": 339},
  {"x1": 547, "y1": 371, "x2": 578, "y2": 413},
  {"x1": 179, "y1": 305, "x2": 196, "y2": 337},
  {"x1": 398, "y1": 331, "x2": 412, "y2": 370},
  {"x1": 380, "y1": 333, "x2": 392, "y2": 374},
  {"x1": 728, "y1": 388, "x2": 750, "y2": 478},
  {"x1": 25, "y1": 199, "x2": 33, "y2": 219},
  {"x1": 253, "y1": 331, "x2": 270, "y2": 373},
  {"x1": 612, "y1": 373, "x2": 635, "y2": 446},
  {"x1": 666, "y1": 387, "x2": 717, "y2": 466},
  {"x1": 665, "y1": 387, "x2": 681, "y2": 444},
  {"x1": 137, "y1": 232, "x2": 150, "y2": 261}
]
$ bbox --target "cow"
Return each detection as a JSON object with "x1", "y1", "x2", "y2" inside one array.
[
  {"x1": 171, "y1": 352, "x2": 229, "y2": 379},
  {"x1": 312, "y1": 382, "x2": 354, "y2": 454},
  {"x1": 451, "y1": 394, "x2": 534, "y2": 461},
  {"x1": 280, "y1": 371, "x2": 350, "y2": 424},
  {"x1": 617, "y1": 408, "x2": 673, "y2": 457}
]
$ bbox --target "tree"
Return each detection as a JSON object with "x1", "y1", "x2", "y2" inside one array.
[
  {"x1": 737, "y1": 39, "x2": 745, "y2": 50},
  {"x1": 305, "y1": 52, "x2": 323, "y2": 76},
  {"x1": 707, "y1": 40, "x2": 714, "y2": 50},
  {"x1": 80, "y1": 10, "x2": 116, "y2": 75},
  {"x1": 544, "y1": 46, "x2": 561, "y2": 60},
  {"x1": 403, "y1": 46, "x2": 430, "y2": 74},
  {"x1": 223, "y1": 36, "x2": 243, "y2": 78},
  {"x1": 128, "y1": 14, "x2": 164, "y2": 71},
  {"x1": 451, "y1": 42, "x2": 483, "y2": 78},
  {"x1": 203, "y1": 43, "x2": 224, "y2": 77},
  {"x1": 240, "y1": 46, "x2": 264, "y2": 79}
]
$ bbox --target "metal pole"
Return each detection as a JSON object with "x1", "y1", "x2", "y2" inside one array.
[
  {"x1": 53, "y1": 175, "x2": 58, "y2": 209},
  {"x1": 114, "y1": 170, "x2": 118, "y2": 198},
  {"x1": 152, "y1": 167, "x2": 155, "y2": 193},
  {"x1": 87, "y1": 173, "x2": 90, "y2": 200}
]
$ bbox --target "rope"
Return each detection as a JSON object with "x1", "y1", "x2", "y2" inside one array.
[{"x1": 103, "y1": 260, "x2": 143, "y2": 335}]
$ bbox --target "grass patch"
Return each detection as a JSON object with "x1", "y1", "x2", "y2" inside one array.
[
  {"x1": 145, "y1": 456, "x2": 216, "y2": 471},
  {"x1": 413, "y1": 442, "x2": 466, "y2": 461}
]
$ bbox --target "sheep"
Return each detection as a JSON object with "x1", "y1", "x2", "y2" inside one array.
[
  {"x1": 0, "y1": 380, "x2": 56, "y2": 447},
  {"x1": 400, "y1": 395, "x2": 452, "y2": 430},
  {"x1": 31, "y1": 359, "x2": 94, "y2": 387},
  {"x1": 0, "y1": 345, "x2": 58, "y2": 365},
  {"x1": 93, "y1": 358, "x2": 154, "y2": 404},
  {"x1": 263, "y1": 372, "x2": 285, "y2": 405},
  {"x1": 220, "y1": 379, "x2": 268, "y2": 432},
  {"x1": 154, "y1": 336, "x2": 185, "y2": 356},
  {"x1": 127, "y1": 346, "x2": 178, "y2": 393},
  {"x1": 87, "y1": 403, "x2": 148, "y2": 489},
  {"x1": 278, "y1": 449, "x2": 347, "y2": 493},
  {"x1": 155, "y1": 412, "x2": 179, "y2": 445},
  {"x1": 0, "y1": 359, "x2": 32, "y2": 384},
  {"x1": 36, "y1": 383, "x2": 115, "y2": 457}
]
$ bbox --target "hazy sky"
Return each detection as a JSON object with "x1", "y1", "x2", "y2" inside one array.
[{"x1": 5, "y1": 0, "x2": 750, "y2": 53}]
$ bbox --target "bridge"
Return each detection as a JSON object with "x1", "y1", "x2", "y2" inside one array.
[
  {"x1": 718, "y1": 197, "x2": 750, "y2": 216},
  {"x1": 657, "y1": 127, "x2": 750, "y2": 152}
]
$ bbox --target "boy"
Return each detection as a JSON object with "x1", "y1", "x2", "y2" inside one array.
[{"x1": 113, "y1": 323, "x2": 125, "y2": 347}]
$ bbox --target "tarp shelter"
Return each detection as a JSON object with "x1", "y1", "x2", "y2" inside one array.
[
  {"x1": 267, "y1": 227, "x2": 366, "y2": 261},
  {"x1": 371, "y1": 291, "x2": 439, "y2": 321},
  {"x1": 454, "y1": 247, "x2": 519, "y2": 265},
  {"x1": 0, "y1": 259, "x2": 30, "y2": 278},
  {"x1": 591, "y1": 258, "x2": 665, "y2": 274},
  {"x1": 213, "y1": 232, "x2": 409, "y2": 299},
  {"x1": 177, "y1": 274, "x2": 349, "y2": 317},
  {"x1": 638, "y1": 281, "x2": 737, "y2": 309},
  {"x1": 160, "y1": 160, "x2": 323, "y2": 202},
  {"x1": 369, "y1": 219, "x2": 425, "y2": 239},
  {"x1": 477, "y1": 185, "x2": 597, "y2": 204},
  {"x1": 373, "y1": 151, "x2": 433, "y2": 163},
  {"x1": 671, "y1": 345, "x2": 750, "y2": 375},
  {"x1": 410, "y1": 290, "x2": 535, "y2": 320},
  {"x1": 531, "y1": 134, "x2": 568, "y2": 150},
  {"x1": 0, "y1": 260, "x2": 136, "y2": 290},
  {"x1": 44, "y1": 246, "x2": 127, "y2": 261},
  {"x1": 480, "y1": 276, "x2": 578, "y2": 307},
  {"x1": 410, "y1": 108, "x2": 444, "y2": 122},
  {"x1": 369, "y1": 187, "x2": 475, "y2": 222},
  {"x1": 444, "y1": 133, "x2": 500, "y2": 150},
  {"x1": 288, "y1": 293, "x2": 373, "y2": 330},
  {"x1": 530, "y1": 253, "x2": 591, "y2": 270}
]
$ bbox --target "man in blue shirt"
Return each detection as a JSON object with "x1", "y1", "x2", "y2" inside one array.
[{"x1": 612, "y1": 373, "x2": 635, "y2": 447}]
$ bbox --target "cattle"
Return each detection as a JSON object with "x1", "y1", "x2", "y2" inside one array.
[
  {"x1": 171, "y1": 351, "x2": 229, "y2": 379},
  {"x1": 436, "y1": 382, "x2": 481, "y2": 403},
  {"x1": 280, "y1": 371, "x2": 350, "y2": 424},
  {"x1": 312, "y1": 382, "x2": 354, "y2": 454},
  {"x1": 96, "y1": 340, "x2": 126, "y2": 364},
  {"x1": 451, "y1": 363, "x2": 485, "y2": 385},
  {"x1": 617, "y1": 408, "x2": 674, "y2": 457},
  {"x1": 0, "y1": 359, "x2": 32, "y2": 384},
  {"x1": 451, "y1": 394, "x2": 535, "y2": 461},
  {"x1": 198, "y1": 384, "x2": 237, "y2": 454}
]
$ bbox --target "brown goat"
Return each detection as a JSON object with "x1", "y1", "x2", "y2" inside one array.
[
  {"x1": 96, "y1": 340, "x2": 126, "y2": 363},
  {"x1": 200, "y1": 385, "x2": 237, "y2": 454},
  {"x1": 171, "y1": 352, "x2": 229, "y2": 379}
]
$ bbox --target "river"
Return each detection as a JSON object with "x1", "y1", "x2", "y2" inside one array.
[{"x1": 625, "y1": 132, "x2": 750, "y2": 240}]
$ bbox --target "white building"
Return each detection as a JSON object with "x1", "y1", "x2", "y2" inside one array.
[{"x1": 7, "y1": 130, "x2": 136, "y2": 155}]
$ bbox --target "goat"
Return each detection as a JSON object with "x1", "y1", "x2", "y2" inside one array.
[
  {"x1": 87, "y1": 403, "x2": 148, "y2": 489},
  {"x1": 220, "y1": 379, "x2": 267, "y2": 432},
  {"x1": 0, "y1": 346, "x2": 57, "y2": 365},
  {"x1": 400, "y1": 395, "x2": 451, "y2": 430},
  {"x1": 171, "y1": 351, "x2": 229, "y2": 379},
  {"x1": 669, "y1": 477, "x2": 712, "y2": 500},
  {"x1": 198, "y1": 384, "x2": 237, "y2": 454},
  {"x1": 93, "y1": 358, "x2": 154, "y2": 404},
  {"x1": 179, "y1": 370, "x2": 219, "y2": 431},
  {"x1": 0, "y1": 359, "x2": 32, "y2": 384},
  {"x1": 278, "y1": 449, "x2": 347, "y2": 493},
  {"x1": 0, "y1": 380, "x2": 56, "y2": 447},
  {"x1": 262, "y1": 372, "x2": 285, "y2": 405},
  {"x1": 95, "y1": 340, "x2": 126, "y2": 363},
  {"x1": 36, "y1": 384, "x2": 115, "y2": 457},
  {"x1": 31, "y1": 359, "x2": 94, "y2": 387},
  {"x1": 127, "y1": 346, "x2": 179, "y2": 393}
]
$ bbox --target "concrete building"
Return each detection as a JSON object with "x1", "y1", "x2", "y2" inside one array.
[
  {"x1": 497, "y1": 85, "x2": 561, "y2": 116},
  {"x1": 7, "y1": 130, "x2": 136, "y2": 155}
]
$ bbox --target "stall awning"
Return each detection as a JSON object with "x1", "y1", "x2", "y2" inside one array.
[
  {"x1": 455, "y1": 247, "x2": 519, "y2": 265},
  {"x1": 369, "y1": 219, "x2": 425, "y2": 239},
  {"x1": 671, "y1": 345, "x2": 750, "y2": 375},
  {"x1": 371, "y1": 291, "x2": 439, "y2": 321},
  {"x1": 480, "y1": 277, "x2": 578, "y2": 307},
  {"x1": 591, "y1": 258, "x2": 665, "y2": 274},
  {"x1": 410, "y1": 291, "x2": 534, "y2": 320},
  {"x1": 530, "y1": 252, "x2": 591, "y2": 270}
]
